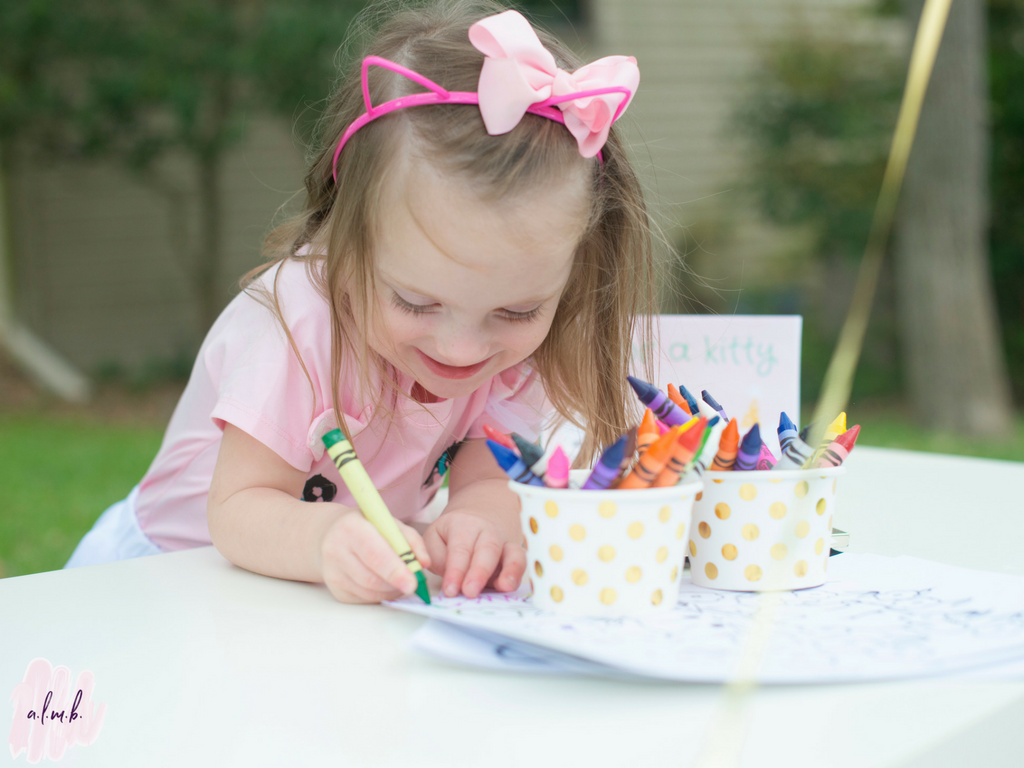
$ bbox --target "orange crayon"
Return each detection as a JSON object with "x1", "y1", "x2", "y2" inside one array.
[
  {"x1": 618, "y1": 429, "x2": 678, "y2": 490},
  {"x1": 709, "y1": 419, "x2": 740, "y2": 471},
  {"x1": 653, "y1": 419, "x2": 706, "y2": 487},
  {"x1": 667, "y1": 383, "x2": 691, "y2": 415},
  {"x1": 637, "y1": 408, "x2": 658, "y2": 454}
]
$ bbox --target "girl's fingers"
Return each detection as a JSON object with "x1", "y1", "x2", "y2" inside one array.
[
  {"x1": 422, "y1": 526, "x2": 448, "y2": 577},
  {"x1": 461, "y1": 534, "x2": 504, "y2": 599},
  {"x1": 440, "y1": 528, "x2": 480, "y2": 598},
  {"x1": 349, "y1": 518, "x2": 418, "y2": 596},
  {"x1": 492, "y1": 542, "x2": 526, "y2": 593},
  {"x1": 397, "y1": 521, "x2": 432, "y2": 571}
]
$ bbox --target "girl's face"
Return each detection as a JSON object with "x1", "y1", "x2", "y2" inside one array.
[{"x1": 368, "y1": 160, "x2": 590, "y2": 400}]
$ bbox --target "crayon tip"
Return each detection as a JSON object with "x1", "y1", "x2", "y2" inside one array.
[
  {"x1": 799, "y1": 424, "x2": 812, "y2": 443},
  {"x1": 626, "y1": 375, "x2": 655, "y2": 400},
  {"x1": 511, "y1": 433, "x2": 544, "y2": 467},
  {"x1": 640, "y1": 408, "x2": 657, "y2": 435},
  {"x1": 720, "y1": 419, "x2": 740, "y2": 447},
  {"x1": 701, "y1": 390, "x2": 724, "y2": 412},
  {"x1": 835, "y1": 424, "x2": 861, "y2": 450},
  {"x1": 601, "y1": 435, "x2": 628, "y2": 469},
  {"x1": 486, "y1": 440, "x2": 518, "y2": 471},
  {"x1": 740, "y1": 422, "x2": 762, "y2": 448},
  {"x1": 414, "y1": 570, "x2": 431, "y2": 604},
  {"x1": 779, "y1": 411, "x2": 796, "y2": 433}
]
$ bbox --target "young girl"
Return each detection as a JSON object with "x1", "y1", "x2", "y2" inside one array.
[{"x1": 65, "y1": 0, "x2": 654, "y2": 604}]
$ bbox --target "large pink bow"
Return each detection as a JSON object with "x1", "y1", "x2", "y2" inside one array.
[{"x1": 468, "y1": 11, "x2": 639, "y2": 158}]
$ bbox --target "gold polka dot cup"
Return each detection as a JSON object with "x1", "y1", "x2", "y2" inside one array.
[
  {"x1": 510, "y1": 470, "x2": 701, "y2": 616},
  {"x1": 688, "y1": 467, "x2": 844, "y2": 591}
]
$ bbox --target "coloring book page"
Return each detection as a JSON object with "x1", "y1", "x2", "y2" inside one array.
[
  {"x1": 546, "y1": 315, "x2": 802, "y2": 458},
  {"x1": 387, "y1": 553, "x2": 1024, "y2": 684}
]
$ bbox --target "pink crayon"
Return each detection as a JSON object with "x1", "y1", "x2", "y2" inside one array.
[
  {"x1": 756, "y1": 443, "x2": 777, "y2": 470},
  {"x1": 813, "y1": 425, "x2": 860, "y2": 468},
  {"x1": 656, "y1": 420, "x2": 670, "y2": 437},
  {"x1": 545, "y1": 446, "x2": 570, "y2": 489}
]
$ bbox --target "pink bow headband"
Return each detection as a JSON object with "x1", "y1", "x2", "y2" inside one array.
[{"x1": 331, "y1": 10, "x2": 640, "y2": 182}]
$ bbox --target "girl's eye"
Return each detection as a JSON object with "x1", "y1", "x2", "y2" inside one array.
[
  {"x1": 391, "y1": 293, "x2": 437, "y2": 315},
  {"x1": 500, "y1": 306, "x2": 542, "y2": 323}
]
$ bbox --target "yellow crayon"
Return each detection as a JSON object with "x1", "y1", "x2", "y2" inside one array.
[
  {"x1": 806, "y1": 412, "x2": 848, "y2": 468},
  {"x1": 322, "y1": 429, "x2": 430, "y2": 604}
]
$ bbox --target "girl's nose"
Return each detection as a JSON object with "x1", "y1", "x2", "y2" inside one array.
[{"x1": 433, "y1": 321, "x2": 491, "y2": 366}]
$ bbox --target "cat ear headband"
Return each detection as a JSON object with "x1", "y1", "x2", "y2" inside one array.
[{"x1": 331, "y1": 9, "x2": 640, "y2": 182}]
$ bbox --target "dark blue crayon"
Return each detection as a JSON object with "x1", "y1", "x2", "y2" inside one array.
[
  {"x1": 487, "y1": 440, "x2": 546, "y2": 487},
  {"x1": 627, "y1": 376, "x2": 690, "y2": 427},
  {"x1": 511, "y1": 433, "x2": 544, "y2": 470},
  {"x1": 678, "y1": 385, "x2": 701, "y2": 419},
  {"x1": 734, "y1": 423, "x2": 762, "y2": 471},
  {"x1": 778, "y1": 412, "x2": 799, "y2": 455},
  {"x1": 582, "y1": 435, "x2": 628, "y2": 490},
  {"x1": 701, "y1": 390, "x2": 728, "y2": 421},
  {"x1": 799, "y1": 424, "x2": 812, "y2": 444}
]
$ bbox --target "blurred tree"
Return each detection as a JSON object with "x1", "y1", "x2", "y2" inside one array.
[
  {"x1": 988, "y1": 0, "x2": 1024, "y2": 401},
  {"x1": 737, "y1": 4, "x2": 1018, "y2": 435},
  {"x1": 0, "y1": 0, "x2": 584, "y2": 341},
  {"x1": 895, "y1": 0, "x2": 1013, "y2": 436}
]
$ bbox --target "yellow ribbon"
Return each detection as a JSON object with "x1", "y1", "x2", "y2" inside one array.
[{"x1": 696, "y1": 2, "x2": 953, "y2": 765}]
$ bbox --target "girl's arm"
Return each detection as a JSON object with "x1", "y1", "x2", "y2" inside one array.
[
  {"x1": 423, "y1": 438, "x2": 526, "y2": 598},
  {"x1": 207, "y1": 423, "x2": 430, "y2": 603}
]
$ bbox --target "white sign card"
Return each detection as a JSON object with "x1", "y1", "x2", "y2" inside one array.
[{"x1": 546, "y1": 315, "x2": 802, "y2": 459}]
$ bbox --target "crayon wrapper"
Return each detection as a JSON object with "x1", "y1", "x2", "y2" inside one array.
[{"x1": 325, "y1": 442, "x2": 422, "y2": 574}]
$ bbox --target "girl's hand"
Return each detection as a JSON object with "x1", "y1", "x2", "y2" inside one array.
[
  {"x1": 423, "y1": 508, "x2": 526, "y2": 599},
  {"x1": 316, "y1": 511, "x2": 432, "y2": 604}
]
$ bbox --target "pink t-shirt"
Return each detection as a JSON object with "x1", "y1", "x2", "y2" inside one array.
[{"x1": 135, "y1": 257, "x2": 549, "y2": 551}]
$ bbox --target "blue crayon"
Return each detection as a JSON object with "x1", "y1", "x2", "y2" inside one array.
[
  {"x1": 582, "y1": 435, "x2": 628, "y2": 490},
  {"x1": 774, "y1": 433, "x2": 814, "y2": 470},
  {"x1": 778, "y1": 412, "x2": 799, "y2": 455},
  {"x1": 487, "y1": 440, "x2": 545, "y2": 487},
  {"x1": 678, "y1": 385, "x2": 701, "y2": 419},
  {"x1": 627, "y1": 376, "x2": 690, "y2": 427},
  {"x1": 701, "y1": 390, "x2": 728, "y2": 421},
  {"x1": 734, "y1": 423, "x2": 762, "y2": 471}
]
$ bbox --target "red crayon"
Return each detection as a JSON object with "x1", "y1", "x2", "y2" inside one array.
[
  {"x1": 482, "y1": 424, "x2": 517, "y2": 452},
  {"x1": 813, "y1": 425, "x2": 860, "y2": 468}
]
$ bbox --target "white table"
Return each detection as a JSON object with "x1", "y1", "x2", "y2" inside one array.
[{"x1": 3, "y1": 447, "x2": 1024, "y2": 767}]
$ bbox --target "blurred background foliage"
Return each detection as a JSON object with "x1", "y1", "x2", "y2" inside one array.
[{"x1": 730, "y1": 0, "x2": 1024, "y2": 406}]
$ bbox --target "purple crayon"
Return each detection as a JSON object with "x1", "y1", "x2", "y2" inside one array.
[
  {"x1": 627, "y1": 376, "x2": 691, "y2": 427},
  {"x1": 778, "y1": 412, "x2": 799, "y2": 455},
  {"x1": 486, "y1": 440, "x2": 545, "y2": 487},
  {"x1": 582, "y1": 435, "x2": 628, "y2": 490},
  {"x1": 756, "y1": 443, "x2": 777, "y2": 470},
  {"x1": 701, "y1": 390, "x2": 728, "y2": 421},
  {"x1": 734, "y1": 423, "x2": 763, "y2": 471}
]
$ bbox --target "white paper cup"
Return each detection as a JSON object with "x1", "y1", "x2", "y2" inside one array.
[
  {"x1": 688, "y1": 466, "x2": 845, "y2": 591},
  {"x1": 510, "y1": 470, "x2": 702, "y2": 616}
]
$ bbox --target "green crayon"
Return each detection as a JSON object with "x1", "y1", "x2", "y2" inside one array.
[{"x1": 322, "y1": 429, "x2": 430, "y2": 604}]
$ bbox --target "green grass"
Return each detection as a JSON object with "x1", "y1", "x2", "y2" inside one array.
[
  {"x1": 0, "y1": 414, "x2": 164, "y2": 578},
  {"x1": 846, "y1": 409, "x2": 1024, "y2": 463},
  {"x1": 1, "y1": 407, "x2": 1021, "y2": 580}
]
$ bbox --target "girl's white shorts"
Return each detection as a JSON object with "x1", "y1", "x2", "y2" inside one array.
[{"x1": 64, "y1": 486, "x2": 165, "y2": 569}]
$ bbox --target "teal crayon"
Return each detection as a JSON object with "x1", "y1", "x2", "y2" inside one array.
[{"x1": 678, "y1": 385, "x2": 701, "y2": 418}]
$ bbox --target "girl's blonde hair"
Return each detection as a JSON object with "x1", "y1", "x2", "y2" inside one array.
[{"x1": 246, "y1": 0, "x2": 655, "y2": 465}]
